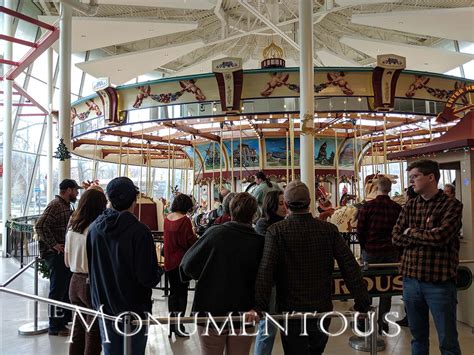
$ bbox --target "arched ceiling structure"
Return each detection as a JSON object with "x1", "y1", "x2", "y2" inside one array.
[{"x1": 35, "y1": 0, "x2": 474, "y2": 85}]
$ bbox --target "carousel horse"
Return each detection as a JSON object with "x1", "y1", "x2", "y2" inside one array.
[
  {"x1": 329, "y1": 173, "x2": 402, "y2": 232},
  {"x1": 364, "y1": 173, "x2": 399, "y2": 201},
  {"x1": 329, "y1": 174, "x2": 398, "y2": 232}
]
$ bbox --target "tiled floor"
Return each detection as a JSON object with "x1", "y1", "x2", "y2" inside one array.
[{"x1": 1, "y1": 257, "x2": 473, "y2": 354}]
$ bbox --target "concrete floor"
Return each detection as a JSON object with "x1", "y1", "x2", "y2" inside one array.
[{"x1": 1, "y1": 257, "x2": 473, "y2": 355}]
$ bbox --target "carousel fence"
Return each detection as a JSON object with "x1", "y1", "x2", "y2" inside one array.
[
  {"x1": 5, "y1": 215, "x2": 41, "y2": 267},
  {"x1": 153, "y1": 231, "x2": 362, "y2": 295}
]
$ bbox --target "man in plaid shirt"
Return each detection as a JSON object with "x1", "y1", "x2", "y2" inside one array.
[
  {"x1": 254, "y1": 180, "x2": 370, "y2": 354},
  {"x1": 357, "y1": 176, "x2": 402, "y2": 334},
  {"x1": 393, "y1": 160, "x2": 462, "y2": 355},
  {"x1": 35, "y1": 179, "x2": 81, "y2": 336}
]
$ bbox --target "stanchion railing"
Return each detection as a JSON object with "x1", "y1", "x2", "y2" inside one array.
[
  {"x1": 5, "y1": 215, "x2": 41, "y2": 267},
  {"x1": 1, "y1": 258, "x2": 472, "y2": 354}
]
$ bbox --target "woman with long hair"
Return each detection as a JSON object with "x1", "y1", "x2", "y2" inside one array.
[
  {"x1": 65, "y1": 189, "x2": 107, "y2": 355},
  {"x1": 254, "y1": 190, "x2": 287, "y2": 355},
  {"x1": 163, "y1": 193, "x2": 197, "y2": 338}
]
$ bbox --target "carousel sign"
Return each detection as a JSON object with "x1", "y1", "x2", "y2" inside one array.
[
  {"x1": 332, "y1": 266, "x2": 472, "y2": 299},
  {"x1": 212, "y1": 57, "x2": 243, "y2": 113},
  {"x1": 92, "y1": 77, "x2": 110, "y2": 92},
  {"x1": 436, "y1": 84, "x2": 474, "y2": 123},
  {"x1": 372, "y1": 54, "x2": 406, "y2": 112}
]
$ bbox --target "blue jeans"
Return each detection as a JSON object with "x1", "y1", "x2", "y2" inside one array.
[
  {"x1": 99, "y1": 318, "x2": 148, "y2": 355},
  {"x1": 254, "y1": 319, "x2": 277, "y2": 355},
  {"x1": 403, "y1": 277, "x2": 461, "y2": 355},
  {"x1": 44, "y1": 253, "x2": 72, "y2": 332}
]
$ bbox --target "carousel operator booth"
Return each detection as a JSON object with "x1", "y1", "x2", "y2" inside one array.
[{"x1": 69, "y1": 47, "x2": 474, "y2": 328}]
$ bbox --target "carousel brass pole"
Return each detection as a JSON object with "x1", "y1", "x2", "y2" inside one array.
[
  {"x1": 428, "y1": 117, "x2": 433, "y2": 141},
  {"x1": 212, "y1": 141, "x2": 215, "y2": 192},
  {"x1": 383, "y1": 114, "x2": 388, "y2": 174},
  {"x1": 239, "y1": 121, "x2": 243, "y2": 187},
  {"x1": 167, "y1": 128, "x2": 171, "y2": 201},
  {"x1": 400, "y1": 131, "x2": 404, "y2": 193},
  {"x1": 92, "y1": 132, "x2": 99, "y2": 180},
  {"x1": 147, "y1": 141, "x2": 151, "y2": 196},
  {"x1": 289, "y1": 115, "x2": 295, "y2": 181},
  {"x1": 370, "y1": 134, "x2": 375, "y2": 175},
  {"x1": 286, "y1": 129, "x2": 289, "y2": 183},
  {"x1": 172, "y1": 146, "x2": 176, "y2": 193},
  {"x1": 118, "y1": 138, "x2": 123, "y2": 176},
  {"x1": 353, "y1": 122, "x2": 359, "y2": 200},
  {"x1": 125, "y1": 147, "x2": 130, "y2": 177},
  {"x1": 139, "y1": 129, "x2": 144, "y2": 194},
  {"x1": 357, "y1": 117, "x2": 362, "y2": 199},
  {"x1": 334, "y1": 128, "x2": 339, "y2": 207},
  {"x1": 219, "y1": 125, "x2": 223, "y2": 189},
  {"x1": 231, "y1": 126, "x2": 234, "y2": 191},
  {"x1": 192, "y1": 143, "x2": 196, "y2": 198}
]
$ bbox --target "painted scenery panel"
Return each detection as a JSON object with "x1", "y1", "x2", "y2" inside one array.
[
  {"x1": 314, "y1": 137, "x2": 340, "y2": 167},
  {"x1": 265, "y1": 137, "x2": 299, "y2": 167},
  {"x1": 338, "y1": 138, "x2": 367, "y2": 169},
  {"x1": 183, "y1": 146, "x2": 203, "y2": 174},
  {"x1": 224, "y1": 138, "x2": 259, "y2": 168},
  {"x1": 197, "y1": 142, "x2": 222, "y2": 171}
]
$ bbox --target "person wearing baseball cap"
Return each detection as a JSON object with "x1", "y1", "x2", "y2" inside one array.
[
  {"x1": 254, "y1": 180, "x2": 370, "y2": 354},
  {"x1": 87, "y1": 177, "x2": 163, "y2": 355},
  {"x1": 35, "y1": 179, "x2": 82, "y2": 336}
]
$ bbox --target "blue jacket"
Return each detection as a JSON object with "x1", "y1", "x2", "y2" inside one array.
[{"x1": 87, "y1": 208, "x2": 162, "y2": 316}]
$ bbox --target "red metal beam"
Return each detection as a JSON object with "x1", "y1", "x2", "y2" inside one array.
[
  {"x1": 5, "y1": 28, "x2": 59, "y2": 80},
  {"x1": 12, "y1": 81, "x2": 48, "y2": 114},
  {"x1": 0, "y1": 34, "x2": 37, "y2": 47},
  {"x1": 0, "y1": 59, "x2": 19, "y2": 66},
  {"x1": 0, "y1": 6, "x2": 56, "y2": 31}
]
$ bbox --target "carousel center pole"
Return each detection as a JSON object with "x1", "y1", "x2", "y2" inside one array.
[{"x1": 299, "y1": 0, "x2": 315, "y2": 214}]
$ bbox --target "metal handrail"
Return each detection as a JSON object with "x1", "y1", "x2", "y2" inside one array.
[
  {"x1": 0, "y1": 257, "x2": 384, "y2": 355},
  {"x1": 355, "y1": 259, "x2": 474, "y2": 269},
  {"x1": 0, "y1": 287, "x2": 120, "y2": 322}
]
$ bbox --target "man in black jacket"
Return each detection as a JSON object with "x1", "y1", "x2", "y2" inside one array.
[
  {"x1": 87, "y1": 177, "x2": 162, "y2": 355},
  {"x1": 255, "y1": 180, "x2": 370, "y2": 354}
]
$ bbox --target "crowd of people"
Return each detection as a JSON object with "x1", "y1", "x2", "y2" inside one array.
[{"x1": 34, "y1": 160, "x2": 463, "y2": 355}]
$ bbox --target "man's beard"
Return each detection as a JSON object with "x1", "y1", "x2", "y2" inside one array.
[{"x1": 70, "y1": 196, "x2": 77, "y2": 203}]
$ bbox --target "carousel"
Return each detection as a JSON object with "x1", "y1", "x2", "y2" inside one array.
[
  {"x1": 67, "y1": 41, "x2": 474, "y2": 333},
  {"x1": 69, "y1": 43, "x2": 473, "y2": 231}
]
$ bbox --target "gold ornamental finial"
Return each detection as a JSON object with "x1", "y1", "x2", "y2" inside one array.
[{"x1": 263, "y1": 41, "x2": 284, "y2": 60}]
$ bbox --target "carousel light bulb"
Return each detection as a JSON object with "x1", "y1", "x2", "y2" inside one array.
[
  {"x1": 212, "y1": 106, "x2": 217, "y2": 112},
  {"x1": 358, "y1": 97, "x2": 362, "y2": 102},
  {"x1": 197, "y1": 119, "x2": 200, "y2": 122}
]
